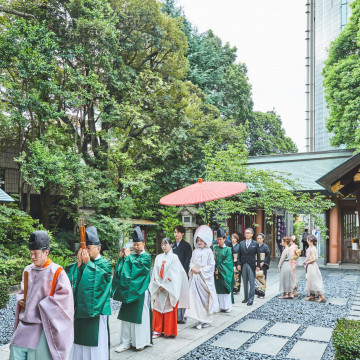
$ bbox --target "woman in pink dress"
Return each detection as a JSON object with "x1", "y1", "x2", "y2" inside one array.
[{"x1": 289, "y1": 235, "x2": 301, "y2": 297}]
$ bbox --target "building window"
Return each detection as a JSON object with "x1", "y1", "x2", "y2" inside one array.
[
  {"x1": 341, "y1": 0, "x2": 347, "y2": 29},
  {"x1": 0, "y1": 168, "x2": 4, "y2": 190}
]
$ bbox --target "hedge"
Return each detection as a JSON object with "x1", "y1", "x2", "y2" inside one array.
[
  {"x1": 333, "y1": 318, "x2": 360, "y2": 360},
  {"x1": 0, "y1": 276, "x2": 9, "y2": 308}
]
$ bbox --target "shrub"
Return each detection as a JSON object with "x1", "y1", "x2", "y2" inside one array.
[
  {"x1": 333, "y1": 318, "x2": 360, "y2": 360},
  {"x1": 0, "y1": 205, "x2": 45, "y2": 247},
  {"x1": 158, "y1": 207, "x2": 182, "y2": 240},
  {"x1": 0, "y1": 256, "x2": 30, "y2": 285},
  {"x1": 50, "y1": 236, "x2": 73, "y2": 258},
  {"x1": 87, "y1": 215, "x2": 133, "y2": 251},
  {"x1": 0, "y1": 276, "x2": 10, "y2": 308},
  {"x1": 50, "y1": 254, "x2": 74, "y2": 269},
  {"x1": 53, "y1": 230, "x2": 77, "y2": 246}
]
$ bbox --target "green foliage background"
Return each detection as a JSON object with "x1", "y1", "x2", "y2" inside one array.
[
  {"x1": 0, "y1": 0, "x2": 331, "y2": 288},
  {"x1": 323, "y1": 0, "x2": 360, "y2": 150}
]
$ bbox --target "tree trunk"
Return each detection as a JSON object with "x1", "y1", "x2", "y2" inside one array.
[
  {"x1": 40, "y1": 186, "x2": 51, "y2": 229},
  {"x1": 26, "y1": 184, "x2": 31, "y2": 214}
]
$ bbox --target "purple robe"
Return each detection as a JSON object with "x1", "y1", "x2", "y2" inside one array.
[{"x1": 11, "y1": 260, "x2": 74, "y2": 360}]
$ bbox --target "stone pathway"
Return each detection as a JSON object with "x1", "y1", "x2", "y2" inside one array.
[
  {"x1": 203, "y1": 320, "x2": 333, "y2": 359},
  {"x1": 1, "y1": 261, "x2": 359, "y2": 360},
  {"x1": 180, "y1": 268, "x2": 360, "y2": 360},
  {"x1": 346, "y1": 287, "x2": 360, "y2": 320}
]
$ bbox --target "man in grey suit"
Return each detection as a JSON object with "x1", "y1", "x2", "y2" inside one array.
[{"x1": 237, "y1": 228, "x2": 260, "y2": 306}]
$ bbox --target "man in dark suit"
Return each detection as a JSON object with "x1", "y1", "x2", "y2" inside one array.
[
  {"x1": 301, "y1": 228, "x2": 309, "y2": 255},
  {"x1": 237, "y1": 228, "x2": 260, "y2": 306},
  {"x1": 173, "y1": 225, "x2": 192, "y2": 323}
]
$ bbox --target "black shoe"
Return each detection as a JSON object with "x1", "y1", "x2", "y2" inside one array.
[
  {"x1": 242, "y1": 299, "x2": 248, "y2": 303},
  {"x1": 247, "y1": 301, "x2": 253, "y2": 306}
]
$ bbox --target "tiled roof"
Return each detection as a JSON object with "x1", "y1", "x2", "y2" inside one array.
[
  {"x1": 0, "y1": 189, "x2": 15, "y2": 203},
  {"x1": 247, "y1": 149, "x2": 355, "y2": 192}
]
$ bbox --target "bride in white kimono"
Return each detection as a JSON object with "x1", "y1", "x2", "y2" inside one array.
[{"x1": 185, "y1": 225, "x2": 219, "y2": 329}]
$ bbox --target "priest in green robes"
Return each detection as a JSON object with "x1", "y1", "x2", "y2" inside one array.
[
  {"x1": 112, "y1": 226, "x2": 152, "y2": 352},
  {"x1": 214, "y1": 227, "x2": 234, "y2": 313},
  {"x1": 65, "y1": 226, "x2": 112, "y2": 360}
]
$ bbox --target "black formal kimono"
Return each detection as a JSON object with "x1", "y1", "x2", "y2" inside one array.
[
  {"x1": 231, "y1": 243, "x2": 241, "y2": 293},
  {"x1": 173, "y1": 239, "x2": 192, "y2": 274},
  {"x1": 258, "y1": 243, "x2": 271, "y2": 278},
  {"x1": 255, "y1": 242, "x2": 270, "y2": 298},
  {"x1": 173, "y1": 239, "x2": 192, "y2": 322}
]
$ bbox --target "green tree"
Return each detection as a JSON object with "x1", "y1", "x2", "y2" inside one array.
[
  {"x1": 0, "y1": 0, "x2": 237, "y2": 232},
  {"x1": 16, "y1": 140, "x2": 84, "y2": 229},
  {"x1": 202, "y1": 142, "x2": 332, "y2": 234},
  {"x1": 162, "y1": 0, "x2": 295, "y2": 157},
  {"x1": 323, "y1": 0, "x2": 360, "y2": 149},
  {"x1": 247, "y1": 111, "x2": 297, "y2": 155}
]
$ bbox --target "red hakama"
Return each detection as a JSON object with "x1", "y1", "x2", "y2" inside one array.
[{"x1": 152, "y1": 302, "x2": 178, "y2": 336}]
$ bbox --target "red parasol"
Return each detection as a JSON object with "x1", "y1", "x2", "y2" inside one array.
[{"x1": 159, "y1": 178, "x2": 247, "y2": 206}]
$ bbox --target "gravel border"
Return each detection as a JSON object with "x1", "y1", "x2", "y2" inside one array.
[
  {"x1": 0, "y1": 294, "x2": 16, "y2": 346},
  {"x1": 180, "y1": 269, "x2": 360, "y2": 360}
]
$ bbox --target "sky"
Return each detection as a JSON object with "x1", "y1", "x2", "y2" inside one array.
[{"x1": 177, "y1": 0, "x2": 307, "y2": 151}]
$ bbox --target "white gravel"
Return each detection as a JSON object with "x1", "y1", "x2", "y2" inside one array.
[{"x1": 180, "y1": 269, "x2": 360, "y2": 360}]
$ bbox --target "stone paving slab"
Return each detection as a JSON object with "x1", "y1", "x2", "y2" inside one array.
[
  {"x1": 353, "y1": 300, "x2": 360, "y2": 306},
  {"x1": 347, "y1": 316, "x2": 360, "y2": 321},
  {"x1": 247, "y1": 335, "x2": 288, "y2": 356},
  {"x1": 343, "y1": 276, "x2": 359, "y2": 281},
  {"x1": 300, "y1": 326, "x2": 333, "y2": 342},
  {"x1": 210, "y1": 331, "x2": 253, "y2": 349},
  {"x1": 234, "y1": 319, "x2": 269, "y2": 333},
  {"x1": 327, "y1": 297, "x2": 348, "y2": 306},
  {"x1": 349, "y1": 310, "x2": 360, "y2": 317},
  {"x1": 266, "y1": 322, "x2": 301, "y2": 337},
  {"x1": 350, "y1": 306, "x2": 360, "y2": 311},
  {"x1": 287, "y1": 340, "x2": 327, "y2": 360}
]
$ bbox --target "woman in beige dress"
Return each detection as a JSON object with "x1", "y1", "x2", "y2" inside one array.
[
  {"x1": 305, "y1": 235, "x2": 326, "y2": 303},
  {"x1": 289, "y1": 235, "x2": 301, "y2": 296},
  {"x1": 278, "y1": 236, "x2": 294, "y2": 299}
]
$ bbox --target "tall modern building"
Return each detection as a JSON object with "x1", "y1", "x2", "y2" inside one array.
[{"x1": 305, "y1": 0, "x2": 354, "y2": 152}]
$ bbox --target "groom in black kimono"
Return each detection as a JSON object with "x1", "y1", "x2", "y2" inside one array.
[{"x1": 173, "y1": 225, "x2": 192, "y2": 323}]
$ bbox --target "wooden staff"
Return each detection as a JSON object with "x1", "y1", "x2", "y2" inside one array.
[
  {"x1": 23, "y1": 271, "x2": 29, "y2": 303},
  {"x1": 80, "y1": 218, "x2": 86, "y2": 249},
  {"x1": 15, "y1": 270, "x2": 29, "y2": 328}
]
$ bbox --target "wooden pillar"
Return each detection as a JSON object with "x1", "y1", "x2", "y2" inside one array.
[
  {"x1": 356, "y1": 184, "x2": 360, "y2": 237},
  {"x1": 256, "y1": 209, "x2": 263, "y2": 235},
  {"x1": 329, "y1": 200, "x2": 339, "y2": 264}
]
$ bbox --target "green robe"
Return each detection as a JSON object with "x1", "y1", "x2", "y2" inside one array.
[
  {"x1": 214, "y1": 245, "x2": 234, "y2": 299},
  {"x1": 65, "y1": 257, "x2": 112, "y2": 346},
  {"x1": 111, "y1": 251, "x2": 151, "y2": 324}
]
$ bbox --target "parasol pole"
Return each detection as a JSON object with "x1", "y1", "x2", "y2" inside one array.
[{"x1": 204, "y1": 202, "x2": 208, "y2": 225}]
